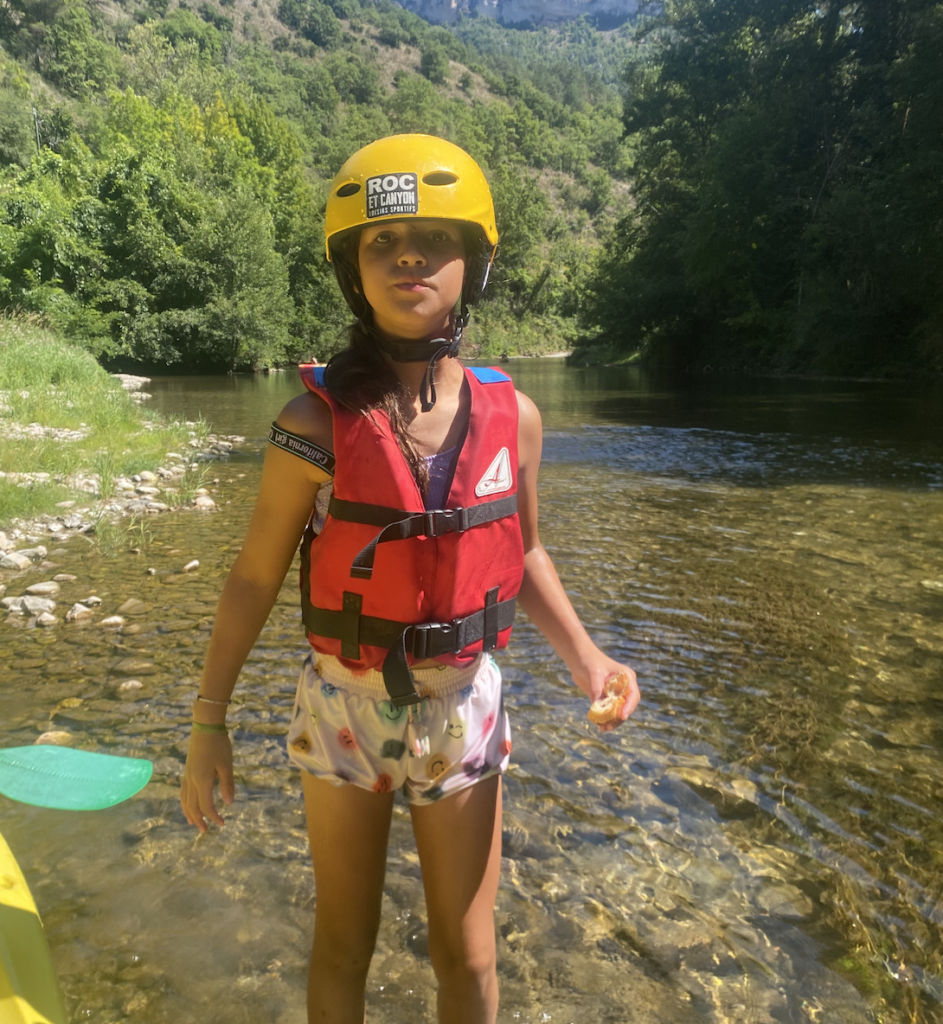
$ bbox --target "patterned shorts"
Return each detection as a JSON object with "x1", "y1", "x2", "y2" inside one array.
[{"x1": 286, "y1": 653, "x2": 512, "y2": 805}]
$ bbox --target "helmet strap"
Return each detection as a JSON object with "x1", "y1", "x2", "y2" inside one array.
[{"x1": 366, "y1": 303, "x2": 470, "y2": 412}]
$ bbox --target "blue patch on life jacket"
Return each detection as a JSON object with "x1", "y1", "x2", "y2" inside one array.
[
  {"x1": 470, "y1": 367, "x2": 511, "y2": 384},
  {"x1": 313, "y1": 366, "x2": 326, "y2": 387}
]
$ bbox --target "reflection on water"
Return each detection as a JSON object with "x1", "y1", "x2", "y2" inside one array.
[{"x1": 1, "y1": 363, "x2": 942, "y2": 1023}]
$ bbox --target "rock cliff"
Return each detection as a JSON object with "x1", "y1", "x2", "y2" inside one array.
[{"x1": 392, "y1": 0, "x2": 640, "y2": 28}]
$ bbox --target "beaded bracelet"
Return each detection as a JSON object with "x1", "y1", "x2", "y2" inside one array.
[
  {"x1": 191, "y1": 721, "x2": 229, "y2": 735},
  {"x1": 196, "y1": 695, "x2": 231, "y2": 706}
]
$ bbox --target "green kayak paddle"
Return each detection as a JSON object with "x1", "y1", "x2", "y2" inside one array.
[{"x1": 0, "y1": 746, "x2": 153, "y2": 811}]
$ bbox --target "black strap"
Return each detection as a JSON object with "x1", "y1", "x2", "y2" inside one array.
[
  {"x1": 340, "y1": 592, "x2": 362, "y2": 659},
  {"x1": 482, "y1": 587, "x2": 499, "y2": 652},
  {"x1": 328, "y1": 494, "x2": 518, "y2": 580},
  {"x1": 302, "y1": 596, "x2": 516, "y2": 707},
  {"x1": 269, "y1": 423, "x2": 335, "y2": 475}
]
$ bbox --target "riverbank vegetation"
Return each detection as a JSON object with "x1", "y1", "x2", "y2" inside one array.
[
  {"x1": 0, "y1": 313, "x2": 191, "y2": 523},
  {"x1": 0, "y1": 0, "x2": 635, "y2": 368},
  {"x1": 573, "y1": 0, "x2": 943, "y2": 376}
]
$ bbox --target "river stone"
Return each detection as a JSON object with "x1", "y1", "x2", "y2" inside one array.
[
  {"x1": 145, "y1": 502, "x2": 169, "y2": 512},
  {"x1": 183, "y1": 560, "x2": 199, "y2": 572},
  {"x1": 136, "y1": 486, "x2": 160, "y2": 496},
  {"x1": 84, "y1": 595, "x2": 102, "y2": 607},
  {"x1": 138, "y1": 471, "x2": 158, "y2": 483},
  {"x1": 46, "y1": 522, "x2": 63, "y2": 533},
  {"x1": 0, "y1": 584, "x2": 5, "y2": 599},
  {"x1": 53, "y1": 574, "x2": 77, "y2": 582},
  {"x1": 26, "y1": 581, "x2": 60, "y2": 596},
  {"x1": 66, "y1": 603, "x2": 94, "y2": 622},
  {"x1": 37, "y1": 612, "x2": 57, "y2": 627},
  {"x1": 193, "y1": 495, "x2": 216, "y2": 509},
  {"x1": 0, "y1": 531, "x2": 10, "y2": 551},
  {"x1": 158, "y1": 619, "x2": 196, "y2": 633},
  {"x1": 35, "y1": 731, "x2": 73, "y2": 746},
  {"x1": 117, "y1": 598, "x2": 149, "y2": 616},
  {"x1": 119, "y1": 679, "x2": 144, "y2": 692},
  {"x1": 2, "y1": 596, "x2": 57, "y2": 615},
  {"x1": 921, "y1": 579, "x2": 943, "y2": 593},
  {"x1": 17, "y1": 546, "x2": 47, "y2": 561},
  {"x1": 114, "y1": 657, "x2": 156, "y2": 675},
  {"x1": 100, "y1": 615, "x2": 125, "y2": 628},
  {"x1": 0, "y1": 552, "x2": 32, "y2": 570}
]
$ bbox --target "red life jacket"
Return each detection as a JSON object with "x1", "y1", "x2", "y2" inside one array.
[{"x1": 298, "y1": 363, "x2": 525, "y2": 706}]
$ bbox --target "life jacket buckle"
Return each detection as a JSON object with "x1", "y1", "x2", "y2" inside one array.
[
  {"x1": 422, "y1": 507, "x2": 469, "y2": 539},
  {"x1": 410, "y1": 619, "x2": 463, "y2": 659}
]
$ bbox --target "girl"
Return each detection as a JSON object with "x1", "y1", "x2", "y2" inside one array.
[{"x1": 180, "y1": 134, "x2": 639, "y2": 1024}]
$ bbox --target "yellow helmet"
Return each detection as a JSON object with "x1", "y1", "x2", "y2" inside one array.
[
  {"x1": 325, "y1": 133, "x2": 498, "y2": 259},
  {"x1": 324, "y1": 135, "x2": 498, "y2": 331}
]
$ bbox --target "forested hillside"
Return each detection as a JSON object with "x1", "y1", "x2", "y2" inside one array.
[
  {"x1": 578, "y1": 0, "x2": 943, "y2": 376},
  {"x1": 4, "y1": 0, "x2": 941, "y2": 377},
  {"x1": 0, "y1": 0, "x2": 634, "y2": 369}
]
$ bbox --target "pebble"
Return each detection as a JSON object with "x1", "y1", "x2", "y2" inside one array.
[
  {"x1": 35, "y1": 731, "x2": 73, "y2": 746},
  {"x1": 66, "y1": 603, "x2": 94, "y2": 622},
  {"x1": 114, "y1": 658, "x2": 156, "y2": 676},
  {"x1": 138, "y1": 471, "x2": 158, "y2": 483},
  {"x1": 117, "y1": 598, "x2": 149, "y2": 615},
  {"x1": 17, "y1": 546, "x2": 47, "y2": 561},
  {"x1": 2, "y1": 595, "x2": 57, "y2": 615},
  {"x1": 0, "y1": 531, "x2": 10, "y2": 551},
  {"x1": 0, "y1": 552, "x2": 31, "y2": 570},
  {"x1": 84, "y1": 596, "x2": 103, "y2": 607},
  {"x1": 921, "y1": 579, "x2": 943, "y2": 593},
  {"x1": 135, "y1": 486, "x2": 161, "y2": 496},
  {"x1": 193, "y1": 495, "x2": 216, "y2": 509},
  {"x1": 53, "y1": 574, "x2": 78, "y2": 582},
  {"x1": 36, "y1": 612, "x2": 57, "y2": 627},
  {"x1": 119, "y1": 679, "x2": 144, "y2": 692},
  {"x1": 26, "y1": 581, "x2": 60, "y2": 596},
  {"x1": 183, "y1": 560, "x2": 200, "y2": 572},
  {"x1": 100, "y1": 615, "x2": 126, "y2": 628},
  {"x1": 0, "y1": 584, "x2": 5, "y2": 599}
]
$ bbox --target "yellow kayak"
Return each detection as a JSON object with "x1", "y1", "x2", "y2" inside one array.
[{"x1": 0, "y1": 831, "x2": 66, "y2": 1024}]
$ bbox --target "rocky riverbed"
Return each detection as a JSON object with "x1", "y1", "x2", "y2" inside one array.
[{"x1": 1, "y1": 374, "x2": 247, "y2": 634}]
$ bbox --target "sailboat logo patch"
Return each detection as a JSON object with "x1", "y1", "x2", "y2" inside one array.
[{"x1": 475, "y1": 447, "x2": 512, "y2": 497}]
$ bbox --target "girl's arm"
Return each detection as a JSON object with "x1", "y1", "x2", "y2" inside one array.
[
  {"x1": 514, "y1": 391, "x2": 640, "y2": 731},
  {"x1": 180, "y1": 393, "x2": 333, "y2": 831}
]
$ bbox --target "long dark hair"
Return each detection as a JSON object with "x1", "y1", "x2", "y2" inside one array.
[{"x1": 322, "y1": 232, "x2": 432, "y2": 494}]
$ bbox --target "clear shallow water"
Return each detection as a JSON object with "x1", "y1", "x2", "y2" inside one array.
[{"x1": 2, "y1": 362, "x2": 942, "y2": 1023}]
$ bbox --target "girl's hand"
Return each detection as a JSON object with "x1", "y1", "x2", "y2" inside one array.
[
  {"x1": 572, "y1": 654, "x2": 640, "y2": 733},
  {"x1": 180, "y1": 731, "x2": 235, "y2": 832}
]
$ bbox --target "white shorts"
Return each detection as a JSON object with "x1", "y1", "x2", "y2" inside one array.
[{"x1": 286, "y1": 653, "x2": 512, "y2": 806}]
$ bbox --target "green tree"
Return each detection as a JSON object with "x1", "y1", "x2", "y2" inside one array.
[{"x1": 419, "y1": 43, "x2": 449, "y2": 85}]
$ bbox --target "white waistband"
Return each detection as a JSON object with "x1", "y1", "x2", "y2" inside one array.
[{"x1": 312, "y1": 653, "x2": 486, "y2": 701}]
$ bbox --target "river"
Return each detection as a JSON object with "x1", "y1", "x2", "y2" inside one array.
[{"x1": 2, "y1": 360, "x2": 942, "y2": 1023}]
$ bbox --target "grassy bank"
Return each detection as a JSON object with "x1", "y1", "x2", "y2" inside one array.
[{"x1": 0, "y1": 315, "x2": 192, "y2": 526}]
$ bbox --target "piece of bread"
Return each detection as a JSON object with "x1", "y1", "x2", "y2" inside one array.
[{"x1": 587, "y1": 672, "x2": 632, "y2": 725}]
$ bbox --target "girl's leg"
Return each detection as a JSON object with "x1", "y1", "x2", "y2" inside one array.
[
  {"x1": 302, "y1": 771, "x2": 395, "y2": 1024},
  {"x1": 410, "y1": 774, "x2": 503, "y2": 1024}
]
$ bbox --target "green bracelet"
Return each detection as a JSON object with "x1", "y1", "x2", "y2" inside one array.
[{"x1": 191, "y1": 721, "x2": 228, "y2": 735}]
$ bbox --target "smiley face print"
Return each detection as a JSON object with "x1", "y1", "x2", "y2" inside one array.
[
  {"x1": 337, "y1": 727, "x2": 357, "y2": 750},
  {"x1": 446, "y1": 720, "x2": 465, "y2": 740},
  {"x1": 373, "y1": 773, "x2": 393, "y2": 794},
  {"x1": 426, "y1": 754, "x2": 451, "y2": 781},
  {"x1": 290, "y1": 731, "x2": 312, "y2": 754},
  {"x1": 377, "y1": 701, "x2": 406, "y2": 723}
]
